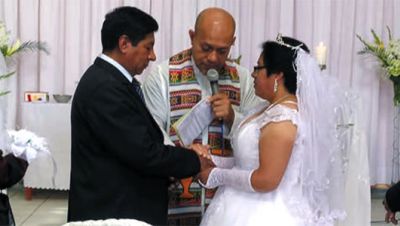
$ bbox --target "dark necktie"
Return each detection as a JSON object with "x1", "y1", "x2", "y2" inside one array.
[{"x1": 132, "y1": 78, "x2": 145, "y2": 103}]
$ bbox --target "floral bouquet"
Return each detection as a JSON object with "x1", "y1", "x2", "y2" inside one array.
[
  {"x1": 6, "y1": 129, "x2": 57, "y2": 187},
  {"x1": 6, "y1": 129, "x2": 49, "y2": 164},
  {"x1": 0, "y1": 21, "x2": 48, "y2": 96},
  {"x1": 357, "y1": 27, "x2": 400, "y2": 105}
]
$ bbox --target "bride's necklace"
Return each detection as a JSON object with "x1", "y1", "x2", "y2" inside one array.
[
  {"x1": 265, "y1": 94, "x2": 291, "y2": 111},
  {"x1": 239, "y1": 94, "x2": 292, "y2": 129},
  {"x1": 239, "y1": 94, "x2": 290, "y2": 128}
]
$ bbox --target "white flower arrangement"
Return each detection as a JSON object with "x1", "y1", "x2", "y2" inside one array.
[
  {"x1": 6, "y1": 129, "x2": 57, "y2": 187},
  {"x1": 385, "y1": 40, "x2": 400, "y2": 76},
  {"x1": 0, "y1": 21, "x2": 48, "y2": 96},
  {"x1": 357, "y1": 27, "x2": 400, "y2": 77},
  {"x1": 357, "y1": 27, "x2": 400, "y2": 104},
  {"x1": 6, "y1": 129, "x2": 49, "y2": 163}
]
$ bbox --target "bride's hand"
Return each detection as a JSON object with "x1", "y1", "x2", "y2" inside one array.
[
  {"x1": 198, "y1": 166, "x2": 214, "y2": 185},
  {"x1": 189, "y1": 143, "x2": 211, "y2": 160}
]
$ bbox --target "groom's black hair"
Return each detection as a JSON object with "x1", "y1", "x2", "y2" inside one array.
[{"x1": 101, "y1": 6, "x2": 158, "y2": 51}]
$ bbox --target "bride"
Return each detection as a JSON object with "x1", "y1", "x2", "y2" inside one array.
[{"x1": 198, "y1": 35, "x2": 346, "y2": 226}]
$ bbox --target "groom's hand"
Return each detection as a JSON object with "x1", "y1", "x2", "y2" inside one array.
[
  {"x1": 199, "y1": 155, "x2": 215, "y2": 172},
  {"x1": 189, "y1": 143, "x2": 211, "y2": 160},
  {"x1": 198, "y1": 166, "x2": 213, "y2": 185},
  {"x1": 188, "y1": 143, "x2": 216, "y2": 183},
  {"x1": 197, "y1": 156, "x2": 215, "y2": 184}
]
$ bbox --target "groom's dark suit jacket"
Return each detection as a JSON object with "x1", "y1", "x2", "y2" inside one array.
[{"x1": 67, "y1": 57, "x2": 200, "y2": 225}]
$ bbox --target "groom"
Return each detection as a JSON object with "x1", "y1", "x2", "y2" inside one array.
[{"x1": 67, "y1": 6, "x2": 212, "y2": 225}]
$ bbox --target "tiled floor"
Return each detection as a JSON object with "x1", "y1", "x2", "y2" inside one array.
[
  {"x1": 8, "y1": 185, "x2": 68, "y2": 226},
  {"x1": 5, "y1": 184, "x2": 394, "y2": 226},
  {"x1": 371, "y1": 198, "x2": 390, "y2": 226}
]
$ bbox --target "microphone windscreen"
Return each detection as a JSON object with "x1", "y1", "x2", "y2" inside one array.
[{"x1": 206, "y1": 69, "x2": 219, "y2": 82}]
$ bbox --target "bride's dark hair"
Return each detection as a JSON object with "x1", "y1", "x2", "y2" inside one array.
[{"x1": 262, "y1": 36, "x2": 309, "y2": 94}]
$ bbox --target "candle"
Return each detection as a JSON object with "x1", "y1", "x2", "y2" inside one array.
[{"x1": 315, "y1": 42, "x2": 327, "y2": 65}]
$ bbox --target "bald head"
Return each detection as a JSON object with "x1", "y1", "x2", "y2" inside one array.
[
  {"x1": 194, "y1": 8, "x2": 235, "y2": 37},
  {"x1": 189, "y1": 7, "x2": 236, "y2": 75}
]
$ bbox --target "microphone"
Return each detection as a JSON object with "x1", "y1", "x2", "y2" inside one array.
[{"x1": 207, "y1": 69, "x2": 219, "y2": 95}]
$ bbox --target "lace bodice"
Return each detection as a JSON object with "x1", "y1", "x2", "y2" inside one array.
[
  {"x1": 231, "y1": 103, "x2": 299, "y2": 171},
  {"x1": 200, "y1": 103, "x2": 307, "y2": 226}
]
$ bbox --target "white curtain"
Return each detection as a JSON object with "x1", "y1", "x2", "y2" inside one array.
[{"x1": 0, "y1": 0, "x2": 399, "y2": 185}]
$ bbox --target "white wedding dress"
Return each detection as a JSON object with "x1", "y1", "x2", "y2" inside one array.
[{"x1": 201, "y1": 103, "x2": 313, "y2": 226}]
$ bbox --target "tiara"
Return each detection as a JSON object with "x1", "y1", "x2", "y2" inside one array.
[{"x1": 276, "y1": 33, "x2": 303, "y2": 50}]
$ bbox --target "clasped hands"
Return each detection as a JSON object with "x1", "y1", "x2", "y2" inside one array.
[
  {"x1": 188, "y1": 93, "x2": 234, "y2": 184},
  {"x1": 189, "y1": 143, "x2": 215, "y2": 185}
]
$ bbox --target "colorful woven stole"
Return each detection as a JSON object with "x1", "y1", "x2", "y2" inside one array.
[
  {"x1": 167, "y1": 49, "x2": 241, "y2": 213},
  {"x1": 207, "y1": 65, "x2": 241, "y2": 156}
]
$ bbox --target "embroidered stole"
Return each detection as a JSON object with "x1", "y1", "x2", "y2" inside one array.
[
  {"x1": 167, "y1": 49, "x2": 241, "y2": 212},
  {"x1": 168, "y1": 49, "x2": 241, "y2": 156}
]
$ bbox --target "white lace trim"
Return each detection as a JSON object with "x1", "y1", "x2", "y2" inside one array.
[{"x1": 259, "y1": 104, "x2": 298, "y2": 129}]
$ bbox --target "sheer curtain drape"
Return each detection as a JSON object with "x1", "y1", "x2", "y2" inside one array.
[{"x1": 0, "y1": 0, "x2": 399, "y2": 185}]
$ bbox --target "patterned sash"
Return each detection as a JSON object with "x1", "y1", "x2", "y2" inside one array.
[
  {"x1": 169, "y1": 49, "x2": 241, "y2": 152},
  {"x1": 167, "y1": 49, "x2": 241, "y2": 213}
]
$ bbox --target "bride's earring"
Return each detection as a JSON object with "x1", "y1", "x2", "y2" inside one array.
[{"x1": 273, "y1": 79, "x2": 278, "y2": 93}]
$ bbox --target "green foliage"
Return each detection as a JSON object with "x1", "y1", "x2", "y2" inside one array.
[
  {"x1": 0, "y1": 21, "x2": 49, "y2": 96},
  {"x1": 357, "y1": 27, "x2": 400, "y2": 105}
]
